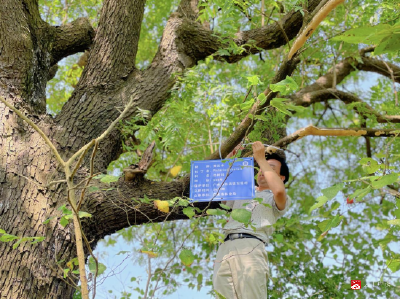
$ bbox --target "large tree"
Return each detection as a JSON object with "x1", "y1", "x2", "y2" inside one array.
[{"x1": 1, "y1": 0, "x2": 399, "y2": 298}]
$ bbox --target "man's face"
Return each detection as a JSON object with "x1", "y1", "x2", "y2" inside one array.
[{"x1": 257, "y1": 159, "x2": 285, "y2": 187}]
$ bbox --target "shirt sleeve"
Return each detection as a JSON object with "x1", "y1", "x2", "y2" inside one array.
[{"x1": 272, "y1": 194, "x2": 291, "y2": 218}]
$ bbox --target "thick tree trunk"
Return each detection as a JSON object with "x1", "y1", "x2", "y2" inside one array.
[{"x1": 0, "y1": 1, "x2": 86, "y2": 297}]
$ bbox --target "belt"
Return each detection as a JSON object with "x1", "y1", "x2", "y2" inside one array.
[{"x1": 224, "y1": 233, "x2": 266, "y2": 245}]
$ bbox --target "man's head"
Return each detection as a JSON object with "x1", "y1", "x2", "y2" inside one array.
[{"x1": 256, "y1": 153, "x2": 290, "y2": 187}]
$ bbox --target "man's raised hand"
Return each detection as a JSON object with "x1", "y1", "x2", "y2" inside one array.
[{"x1": 252, "y1": 141, "x2": 267, "y2": 163}]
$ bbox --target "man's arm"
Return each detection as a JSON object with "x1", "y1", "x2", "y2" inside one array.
[{"x1": 252, "y1": 142, "x2": 287, "y2": 210}]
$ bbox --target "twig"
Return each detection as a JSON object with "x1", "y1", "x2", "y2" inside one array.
[
  {"x1": 143, "y1": 256, "x2": 152, "y2": 299},
  {"x1": 70, "y1": 140, "x2": 95, "y2": 180},
  {"x1": 46, "y1": 180, "x2": 67, "y2": 188},
  {"x1": 382, "y1": 60, "x2": 398, "y2": 106},
  {"x1": 77, "y1": 141, "x2": 99, "y2": 211},
  {"x1": 261, "y1": 0, "x2": 265, "y2": 26},
  {"x1": 0, "y1": 96, "x2": 65, "y2": 167},
  {"x1": 9, "y1": 171, "x2": 45, "y2": 190},
  {"x1": 66, "y1": 96, "x2": 137, "y2": 167}
]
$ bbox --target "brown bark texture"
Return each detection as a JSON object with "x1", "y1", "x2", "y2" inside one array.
[{"x1": 0, "y1": 0, "x2": 396, "y2": 298}]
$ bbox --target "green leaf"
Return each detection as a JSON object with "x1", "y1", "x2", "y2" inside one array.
[
  {"x1": 179, "y1": 249, "x2": 195, "y2": 267},
  {"x1": 349, "y1": 187, "x2": 372, "y2": 201},
  {"x1": 30, "y1": 237, "x2": 45, "y2": 245},
  {"x1": 231, "y1": 209, "x2": 252, "y2": 224},
  {"x1": 387, "y1": 259, "x2": 400, "y2": 273},
  {"x1": 0, "y1": 229, "x2": 5, "y2": 234},
  {"x1": 332, "y1": 24, "x2": 392, "y2": 44},
  {"x1": 359, "y1": 158, "x2": 381, "y2": 174},
  {"x1": 63, "y1": 268, "x2": 70, "y2": 278},
  {"x1": 60, "y1": 216, "x2": 70, "y2": 227},
  {"x1": 58, "y1": 205, "x2": 72, "y2": 215},
  {"x1": 376, "y1": 33, "x2": 400, "y2": 54},
  {"x1": 246, "y1": 75, "x2": 261, "y2": 87},
  {"x1": 269, "y1": 76, "x2": 299, "y2": 95},
  {"x1": 270, "y1": 98, "x2": 305, "y2": 116},
  {"x1": 100, "y1": 175, "x2": 120, "y2": 184},
  {"x1": 371, "y1": 173, "x2": 398, "y2": 189},
  {"x1": 331, "y1": 215, "x2": 344, "y2": 228},
  {"x1": 309, "y1": 196, "x2": 329, "y2": 213},
  {"x1": 43, "y1": 217, "x2": 55, "y2": 224},
  {"x1": 78, "y1": 211, "x2": 92, "y2": 218},
  {"x1": 215, "y1": 290, "x2": 227, "y2": 299},
  {"x1": 254, "y1": 197, "x2": 263, "y2": 204},
  {"x1": 88, "y1": 257, "x2": 107, "y2": 276},
  {"x1": 257, "y1": 93, "x2": 266, "y2": 105},
  {"x1": 317, "y1": 220, "x2": 330, "y2": 232},
  {"x1": 183, "y1": 207, "x2": 195, "y2": 219},
  {"x1": 320, "y1": 215, "x2": 344, "y2": 233},
  {"x1": 88, "y1": 186, "x2": 100, "y2": 193},
  {"x1": 0, "y1": 234, "x2": 18, "y2": 242},
  {"x1": 197, "y1": 273, "x2": 203, "y2": 286},
  {"x1": 321, "y1": 183, "x2": 344, "y2": 200},
  {"x1": 275, "y1": 234, "x2": 284, "y2": 243},
  {"x1": 219, "y1": 203, "x2": 231, "y2": 210},
  {"x1": 239, "y1": 98, "x2": 255, "y2": 111},
  {"x1": 387, "y1": 219, "x2": 400, "y2": 226},
  {"x1": 254, "y1": 115, "x2": 269, "y2": 121},
  {"x1": 206, "y1": 209, "x2": 227, "y2": 216},
  {"x1": 330, "y1": 202, "x2": 340, "y2": 211},
  {"x1": 270, "y1": 98, "x2": 293, "y2": 116},
  {"x1": 176, "y1": 197, "x2": 189, "y2": 207},
  {"x1": 12, "y1": 239, "x2": 24, "y2": 249}
]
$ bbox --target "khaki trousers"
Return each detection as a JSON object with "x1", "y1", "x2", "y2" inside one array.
[{"x1": 213, "y1": 238, "x2": 270, "y2": 299}]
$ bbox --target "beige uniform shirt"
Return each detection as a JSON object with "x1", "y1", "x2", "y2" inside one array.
[{"x1": 223, "y1": 189, "x2": 291, "y2": 244}]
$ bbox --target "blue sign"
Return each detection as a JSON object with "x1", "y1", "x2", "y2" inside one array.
[{"x1": 190, "y1": 157, "x2": 255, "y2": 201}]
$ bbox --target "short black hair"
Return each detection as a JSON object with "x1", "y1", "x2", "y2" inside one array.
[{"x1": 265, "y1": 153, "x2": 290, "y2": 184}]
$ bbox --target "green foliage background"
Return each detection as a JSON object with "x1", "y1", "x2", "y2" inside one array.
[{"x1": 40, "y1": 0, "x2": 400, "y2": 298}]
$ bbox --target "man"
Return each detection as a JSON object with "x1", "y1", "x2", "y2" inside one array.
[{"x1": 213, "y1": 141, "x2": 291, "y2": 299}]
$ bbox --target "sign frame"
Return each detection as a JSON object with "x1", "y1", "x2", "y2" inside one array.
[{"x1": 189, "y1": 157, "x2": 255, "y2": 201}]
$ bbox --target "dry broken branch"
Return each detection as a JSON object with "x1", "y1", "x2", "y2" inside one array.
[
  {"x1": 288, "y1": 0, "x2": 345, "y2": 59},
  {"x1": 272, "y1": 126, "x2": 400, "y2": 149}
]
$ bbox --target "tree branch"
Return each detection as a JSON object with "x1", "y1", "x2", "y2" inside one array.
[
  {"x1": 50, "y1": 17, "x2": 95, "y2": 65},
  {"x1": 291, "y1": 89, "x2": 400, "y2": 123},
  {"x1": 83, "y1": 178, "x2": 219, "y2": 243},
  {"x1": 205, "y1": 57, "x2": 301, "y2": 160},
  {"x1": 78, "y1": 0, "x2": 146, "y2": 89},
  {"x1": 177, "y1": 0, "x2": 201, "y2": 21},
  {"x1": 288, "y1": 0, "x2": 345, "y2": 59},
  {"x1": 54, "y1": 0, "x2": 320, "y2": 169},
  {"x1": 208, "y1": 0, "x2": 321, "y2": 63},
  {"x1": 358, "y1": 56, "x2": 400, "y2": 84},
  {"x1": 272, "y1": 125, "x2": 400, "y2": 149},
  {"x1": 297, "y1": 56, "x2": 400, "y2": 96}
]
